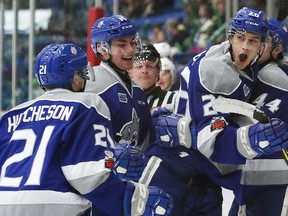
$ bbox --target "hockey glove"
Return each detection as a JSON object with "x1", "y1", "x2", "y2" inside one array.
[
  {"x1": 151, "y1": 107, "x2": 172, "y2": 125},
  {"x1": 124, "y1": 181, "x2": 173, "y2": 216},
  {"x1": 152, "y1": 108, "x2": 193, "y2": 148},
  {"x1": 237, "y1": 118, "x2": 288, "y2": 159},
  {"x1": 114, "y1": 145, "x2": 145, "y2": 182}
]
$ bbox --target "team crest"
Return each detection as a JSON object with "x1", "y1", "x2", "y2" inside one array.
[
  {"x1": 210, "y1": 116, "x2": 228, "y2": 131},
  {"x1": 71, "y1": 46, "x2": 77, "y2": 55},
  {"x1": 138, "y1": 100, "x2": 146, "y2": 105},
  {"x1": 118, "y1": 93, "x2": 128, "y2": 103},
  {"x1": 104, "y1": 150, "x2": 115, "y2": 169},
  {"x1": 243, "y1": 84, "x2": 251, "y2": 97}
]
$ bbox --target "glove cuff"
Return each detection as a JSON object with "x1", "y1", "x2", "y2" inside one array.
[
  {"x1": 177, "y1": 117, "x2": 192, "y2": 148},
  {"x1": 124, "y1": 181, "x2": 149, "y2": 216},
  {"x1": 236, "y1": 125, "x2": 258, "y2": 159}
]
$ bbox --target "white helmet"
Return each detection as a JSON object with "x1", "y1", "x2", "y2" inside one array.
[
  {"x1": 161, "y1": 57, "x2": 175, "y2": 74},
  {"x1": 153, "y1": 42, "x2": 172, "y2": 58},
  {"x1": 158, "y1": 57, "x2": 177, "y2": 91}
]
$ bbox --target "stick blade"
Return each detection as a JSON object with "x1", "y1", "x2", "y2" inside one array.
[{"x1": 211, "y1": 98, "x2": 270, "y2": 123}]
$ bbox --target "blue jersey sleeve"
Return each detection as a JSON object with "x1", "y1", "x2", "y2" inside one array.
[{"x1": 59, "y1": 104, "x2": 127, "y2": 215}]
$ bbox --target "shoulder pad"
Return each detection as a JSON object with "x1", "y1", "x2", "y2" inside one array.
[
  {"x1": 258, "y1": 63, "x2": 288, "y2": 91},
  {"x1": 199, "y1": 42, "x2": 242, "y2": 95}
]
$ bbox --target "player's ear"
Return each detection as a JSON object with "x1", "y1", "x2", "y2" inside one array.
[
  {"x1": 97, "y1": 43, "x2": 109, "y2": 60},
  {"x1": 72, "y1": 73, "x2": 81, "y2": 84},
  {"x1": 71, "y1": 72, "x2": 85, "y2": 92},
  {"x1": 272, "y1": 45, "x2": 283, "y2": 56}
]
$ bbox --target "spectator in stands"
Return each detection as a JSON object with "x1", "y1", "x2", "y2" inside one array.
[
  {"x1": 211, "y1": 0, "x2": 225, "y2": 24},
  {"x1": 121, "y1": 0, "x2": 143, "y2": 18},
  {"x1": 191, "y1": 1, "x2": 215, "y2": 50},
  {"x1": 164, "y1": 18, "x2": 189, "y2": 52},
  {"x1": 142, "y1": 0, "x2": 157, "y2": 16},
  {"x1": 142, "y1": 0, "x2": 174, "y2": 17},
  {"x1": 208, "y1": 0, "x2": 226, "y2": 46},
  {"x1": 149, "y1": 25, "x2": 167, "y2": 44},
  {"x1": 153, "y1": 42, "x2": 172, "y2": 58},
  {"x1": 156, "y1": 57, "x2": 177, "y2": 91}
]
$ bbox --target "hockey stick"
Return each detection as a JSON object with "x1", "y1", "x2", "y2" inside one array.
[
  {"x1": 211, "y1": 97, "x2": 288, "y2": 164},
  {"x1": 211, "y1": 98, "x2": 270, "y2": 123}
]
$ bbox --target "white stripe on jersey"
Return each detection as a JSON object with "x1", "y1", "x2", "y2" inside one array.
[
  {"x1": 197, "y1": 124, "x2": 224, "y2": 158},
  {"x1": 62, "y1": 159, "x2": 110, "y2": 181},
  {"x1": 62, "y1": 159, "x2": 111, "y2": 194},
  {"x1": 0, "y1": 190, "x2": 91, "y2": 216}
]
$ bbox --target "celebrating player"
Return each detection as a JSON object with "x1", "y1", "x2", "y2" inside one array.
[
  {"x1": 86, "y1": 14, "x2": 152, "y2": 150},
  {"x1": 229, "y1": 18, "x2": 288, "y2": 216},
  {"x1": 0, "y1": 43, "x2": 173, "y2": 216},
  {"x1": 85, "y1": 14, "x2": 154, "y2": 183},
  {"x1": 151, "y1": 7, "x2": 288, "y2": 215},
  {"x1": 85, "y1": 15, "x2": 159, "y2": 215}
]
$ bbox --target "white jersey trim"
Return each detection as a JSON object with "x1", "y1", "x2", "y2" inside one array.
[
  {"x1": 61, "y1": 159, "x2": 110, "y2": 181},
  {"x1": 0, "y1": 190, "x2": 90, "y2": 205}
]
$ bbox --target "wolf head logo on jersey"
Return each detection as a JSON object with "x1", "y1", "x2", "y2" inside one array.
[{"x1": 116, "y1": 109, "x2": 140, "y2": 146}]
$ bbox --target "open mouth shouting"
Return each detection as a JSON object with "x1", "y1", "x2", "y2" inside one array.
[{"x1": 239, "y1": 54, "x2": 248, "y2": 62}]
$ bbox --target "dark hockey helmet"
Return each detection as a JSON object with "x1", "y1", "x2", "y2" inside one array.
[
  {"x1": 133, "y1": 44, "x2": 161, "y2": 70},
  {"x1": 90, "y1": 15, "x2": 141, "y2": 55},
  {"x1": 228, "y1": 7, "x2": 269, "y2": 42},
  {"x1": 35, "y1": 43, "x2": 88, "y2": 90},
  {"x1": 267, "y1": 18, "x2": 288, "y2": 54}
]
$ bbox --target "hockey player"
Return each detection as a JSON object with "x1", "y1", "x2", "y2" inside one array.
[
  {"x1": 85, "y1": 14, "x2": 153, "y2": 181},
  {"x1": 129, "y1": 44, "x2": 176, "y2": 111},
  {"x1": 85, "y1": 15, "x2": 156, "y2": 215},
  {"x1": 0, "y1": 43, "x2": 173, "y2": 216},
  {"x1": 135, "y1": 46, "x2": 222, "y2": 215},
  {"x1": 86, "y1": 14, "x2": 152, "y2": 149},
  {"x1": 229, "y1": 18, "x2": 288, "y2": 216},
  {"x1": 151, "y1": 7, "x2": 288, "y2": 215}
]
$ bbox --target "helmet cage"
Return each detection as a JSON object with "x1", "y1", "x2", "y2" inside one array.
[
  {"x1": 133, "y1": 44, "x2": 161, "y2": 69},
  {"x1": 96, "y1": 33, "x2": 142, "y2": 56}
]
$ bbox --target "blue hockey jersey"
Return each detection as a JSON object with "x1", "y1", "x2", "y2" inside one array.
[
  {"x1": 0, "y1": 89, "x2": 127, "y2": 216},
  {"x1": 174, "y1": 41, "x2": 261, "y2": 206},
  {"x1": 176, "y1": 41, "x2": 258, "y2": 164},
  {"x1": 245, "y1": 62, "x2": 288, "y2": 186},
  {"x1": 228, "y1": 62, "x2": 288, "y2": 215},
  {"x1": 85, "y1": 62, "x2": 153, "y2": 149}
]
